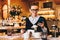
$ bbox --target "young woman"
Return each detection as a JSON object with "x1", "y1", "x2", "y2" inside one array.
[{"x1": 25, "y1": 3, "x2": 49, "y2": 34}]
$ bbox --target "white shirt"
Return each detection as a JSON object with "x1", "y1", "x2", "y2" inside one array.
[{"x1": 29, "y1": 16, "x2": 40, "y2": 25}]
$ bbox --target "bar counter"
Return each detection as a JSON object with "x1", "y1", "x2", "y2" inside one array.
[
  {"x1": 0, "y1": 26, "x2": 25, "y2": 30},
  {"x1": 0, "y1": 26, "x2": 25, "y2": 35},
  {"x1": 0, "y1": 35, "x2": 60, "y2": 40}
]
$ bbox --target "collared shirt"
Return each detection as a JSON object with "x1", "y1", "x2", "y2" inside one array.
[{"x1": 29, "y1": 16, "x2": 40, "y2": 25}]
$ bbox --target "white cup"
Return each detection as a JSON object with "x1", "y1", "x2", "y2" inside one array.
[
  {"x1": 23, "y1": 30, "x2": 34, "y2": 38},
  {"x1": 33, "y1": 32, "x2": 41, "y2": 38},
  {"x1": 27, "y1": 30, "x2": 34, "y2": 34},
  {"x1": 23, "y1": 32, "x2": 29, "y2": 40},
  {"x1": 23, "y1": 32, "x2": 29, "y2": 38}
]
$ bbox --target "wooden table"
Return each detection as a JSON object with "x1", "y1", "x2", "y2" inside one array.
[
  {"x1": 0, "y1": 35, "x2": 60, "y2": 40},
  {"x1": 0, "y1": 26, "x2": 25, "y2": 34},
  {"x1": 0, "y1": 36, "x2": 22, "y2": 40},
  {"x1": 0, "y1": 26, "x2": 25, "y2": 30}
]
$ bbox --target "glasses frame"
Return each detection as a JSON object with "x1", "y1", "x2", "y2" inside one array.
[{"x1": 31, "y1": 9, "x2": 39, "y2": 11}]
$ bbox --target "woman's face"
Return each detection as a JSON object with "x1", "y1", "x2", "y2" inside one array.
[{"x1": 29, "y1": 5, "x2": 39, "y2": 16}]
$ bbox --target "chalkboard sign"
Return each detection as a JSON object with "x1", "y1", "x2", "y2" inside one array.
[{"x1": 43, "y1": 2, "x2": 52, "y2": 8}]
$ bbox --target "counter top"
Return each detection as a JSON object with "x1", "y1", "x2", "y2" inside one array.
[{"x1": 0, "y1": 26, "x2": 25, "y2": 30}]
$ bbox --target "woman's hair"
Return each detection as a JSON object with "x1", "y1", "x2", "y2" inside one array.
[{"x1": 29, "y1": 2, "x2": 39, "y2": 9}]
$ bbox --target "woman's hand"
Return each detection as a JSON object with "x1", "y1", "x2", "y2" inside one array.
[
  {"x1": 37, "y1": 22, "x2": 44, "y2": 28},
  {"x1": 31, "y1": 25, "x2": 38, "y2": 28}
]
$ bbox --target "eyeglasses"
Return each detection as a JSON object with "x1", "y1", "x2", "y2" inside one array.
[{"x1": 31, "y1": 9, "x2": 39, "y2": 11}]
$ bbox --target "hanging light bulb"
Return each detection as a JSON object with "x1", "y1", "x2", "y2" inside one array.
[
  {"x1": 46, "y1": 0, "x2": 52, "y2": 2},
  {"x1": 46, "y1": 0, "x2": 49, "y2": 2}
]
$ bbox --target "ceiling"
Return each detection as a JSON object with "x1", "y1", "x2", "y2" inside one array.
[
  {"x1": 21, "y1": 0, "x2": 60, "y2": 5},
  {"x1": 53, "y1": 0, "x2": 60, "y2": 5}
]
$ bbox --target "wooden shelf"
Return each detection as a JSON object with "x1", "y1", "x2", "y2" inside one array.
[{"x1": 38, "y1": 8, "x2": 55, "y2": 20}]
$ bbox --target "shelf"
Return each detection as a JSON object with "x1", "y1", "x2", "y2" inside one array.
[
  {"x1": 40, "y1": 15, "x2": 55, "y2": 19},
  {"x1": 37, "y1": 8, "x2": 55, "y2": 20},
  {"x1": 38, "y1": 10, "x2": 55, "y2": 15}
]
